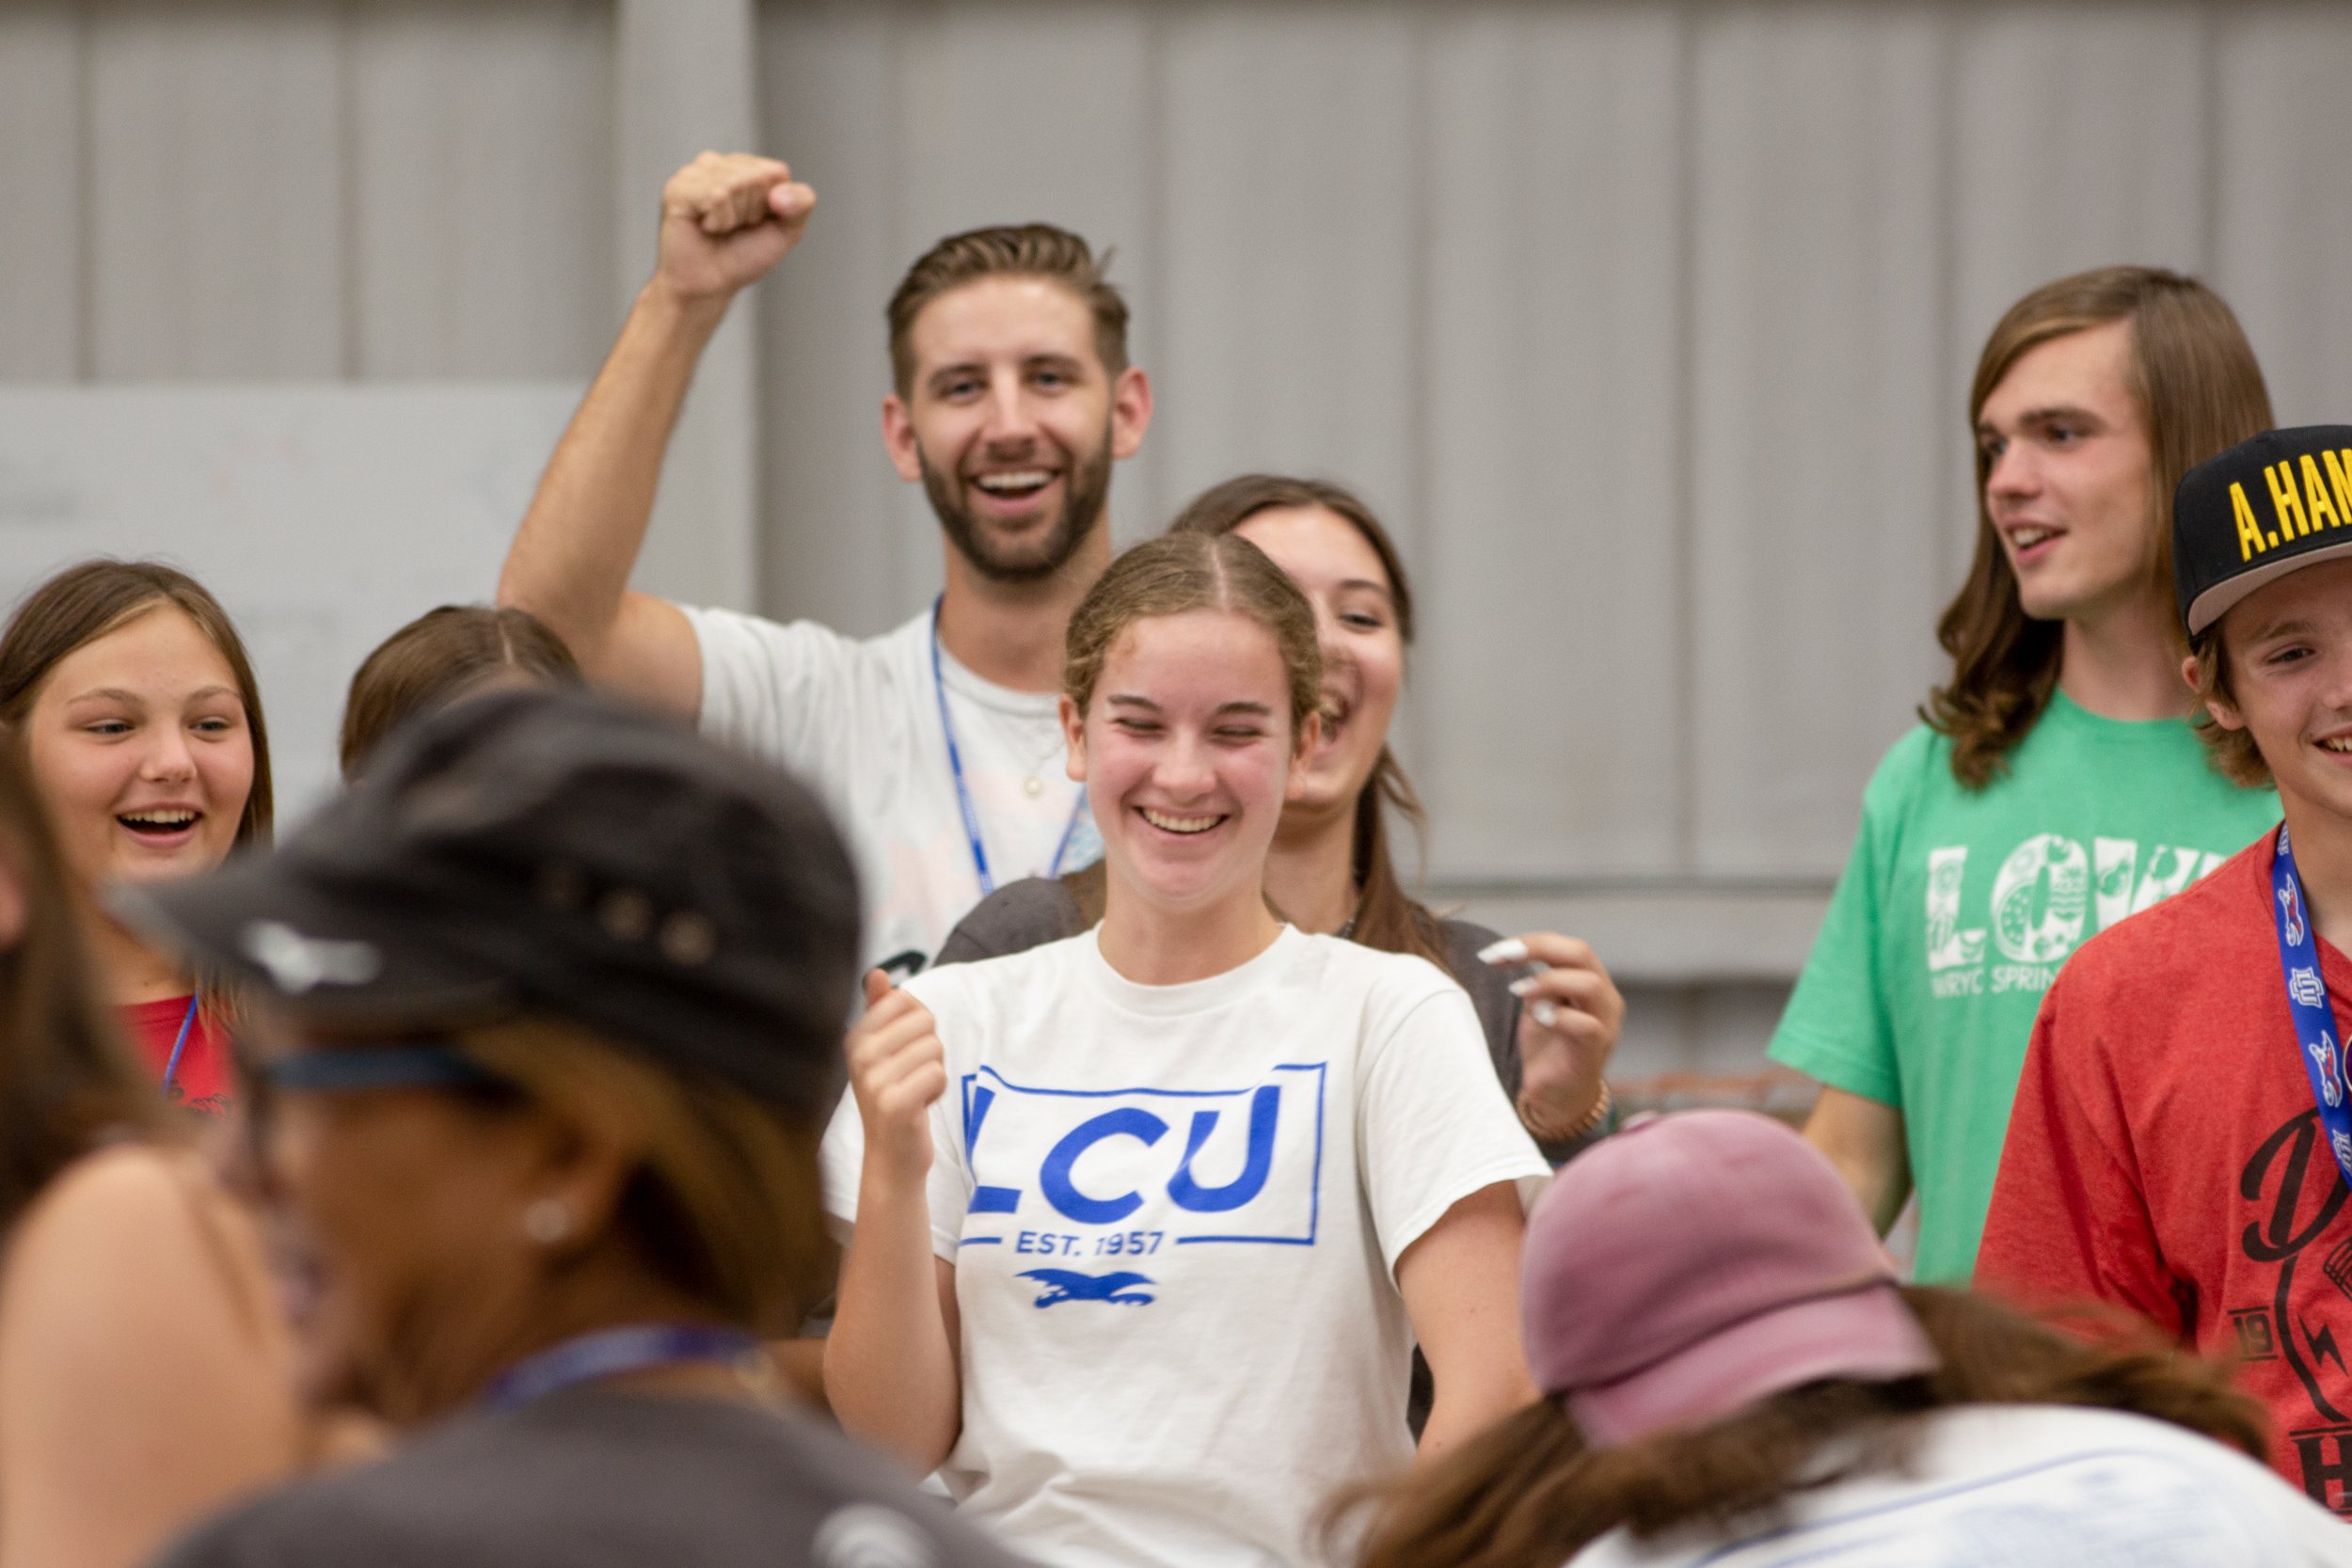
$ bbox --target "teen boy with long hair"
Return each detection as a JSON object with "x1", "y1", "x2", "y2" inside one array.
[{"x1": 1769, "y1": 268, "x2": 2280, "y2": 1281}]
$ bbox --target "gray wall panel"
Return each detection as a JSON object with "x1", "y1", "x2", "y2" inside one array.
[
  {"x1": 0, "y1": 5, "x2": 82, "y2": 378},
  {"x1": 1951, "y1": 6, "x2": 2211, "y2": 383},
  {"x1": 1156, "y1": 7, "x2": 1422, "y2": 541},
  {"x1": 1420, "y1": 6, "x2": 1687, "y2": 879},
  {"x1": 1691, "y1": 5, "x2": 1949, "y2": 876},
  {"x1": 757, "y1": 2, "x2": 921, "y2": 635},
  {"x1": 2213, "y1": 10, "x2": 2352, "y2": 427},
  {"x1": 351, "y1": 0, "x2": 612, "y2": 378},
  {"x1": 88, "y1": 2, "x2": 346, "y2": 378}
]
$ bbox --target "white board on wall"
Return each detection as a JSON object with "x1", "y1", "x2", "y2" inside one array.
[{"x1": 0, "y1": 384, "x2": 581, "y2": 818}]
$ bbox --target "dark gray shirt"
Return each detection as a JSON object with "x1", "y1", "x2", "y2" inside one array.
[{"x1": 154, "y1": 1388, "x2": 1033, "y2": 1568}]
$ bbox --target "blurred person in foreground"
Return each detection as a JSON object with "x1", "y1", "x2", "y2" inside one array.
[
  {"x1": 1772, "y1": 268, "x2": 2280, "y2": 1279},
  {"x1": 1353, "y1": 1110, "x2": 2352, "y2": 1568},
  {"x1": 338, "y1": 605, "x2": 580, "y2": 780},
  {"x1": 1981, "y1": 426, "x2": 2352, "y2": 1509},
  {"x1": 0, "y1": 561, "x2": 276, "y2": 1111},
  {"x1": 0, "y1": 742, "x2": 302, "y2": 1567},
  {"x1": 123, "y1": 689, "x2": 1025, "y2": 1568}
]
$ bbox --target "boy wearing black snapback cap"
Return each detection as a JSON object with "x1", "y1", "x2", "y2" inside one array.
[{"x1": 1982, "y1": 425, "x2": 2352, "y2": 1511}]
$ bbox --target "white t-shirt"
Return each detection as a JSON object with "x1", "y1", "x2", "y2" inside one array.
[
  {"x1": 1570, "y1": 1404, "x2": 2352, "y2": 1567},
  {"x1": 820, "y1": 927, "x2": 1549, "y2": 1568},
  {"x1": 689, "y1": 605, "x2": 1098, "y2": 975}
]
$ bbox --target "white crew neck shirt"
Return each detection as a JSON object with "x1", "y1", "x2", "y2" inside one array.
[
  {"x1": 820, "y1": 927, "x2": 1549, "y2": 1568},
  {"x1": 688, "y1": 605, "x2": 1098, "y2": 975},
  {"x1": 1570, "y1": 1403, "x2": 2352, "y2": 1566}
]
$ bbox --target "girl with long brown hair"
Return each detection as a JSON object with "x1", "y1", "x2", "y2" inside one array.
[
  {"x1": 0, "y1": 737, "x2": 302, "y2": 1567},
  {"x1": 1768, "y1": 268, "x2": 2281, "y2": 1282},
  {"x1": 1352, "y1": 1111, "x2": 2347, "y2": 1568},
  {"x1": 0, "y1": 561, "x2": 273, "y2": 1112},
  {"x1": 825, "y1": 531, "x2": 1549, "y2": 1567},
  {"x1": 940, "y1": 475, "x2": 1623, "y2": 1159}
]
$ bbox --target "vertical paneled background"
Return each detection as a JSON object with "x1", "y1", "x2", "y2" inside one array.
[{"x1": 8, "y1": 0, "x2": 2352, "y2": 1080}]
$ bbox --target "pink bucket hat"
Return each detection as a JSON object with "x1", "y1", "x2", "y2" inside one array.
[{"x1": 1521, "y1": 1109, "x2": 1938, "y2": 1447}]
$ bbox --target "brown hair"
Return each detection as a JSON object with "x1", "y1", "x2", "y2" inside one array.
[
  {"x1": 341, "y1": 605, "x2": 581, "y2": 779},
  {"x1": 1064, "y1": 530, "x2": 1321, "y2": 735},
  {"x1": 1165, "y1": 474, "x2": 1449, "y2": 970},
  {"x1": 2187, "y1": 623, "x2": 2270, "y2": 785},
  {"x1": 886, "y1": 224, "x2": 1130, "y2": 399},
  {"x1": 1347, "y1": 1286, "x2": 2266, "y2": 1568},
  {"x1": 1928, "y1": 267, "x2": 2272, "y2": 788},
  {"x1": 454, "y1": 1021, "x2": 830, "y2": 1339},
  {"x1": 0, "y1": 740, "x2": 162, "y2": 1231},
  {"x1": 0, "y1": 560, "x2": 274, "y2": 847}
]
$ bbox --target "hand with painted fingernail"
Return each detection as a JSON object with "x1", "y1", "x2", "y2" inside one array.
[{"x1": 1480, "y1": 931, "x2": 1624, "y2": 1141}]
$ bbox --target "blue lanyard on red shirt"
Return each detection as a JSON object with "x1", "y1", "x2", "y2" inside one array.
[
  {"x1": 481, "y1": 1323, "x2": 765, "y2": 1412},
  {"x1": 159, "y1": 995, "x2": 200, "y2": 1097},
  {"x1": 930, "y1": 597, "x2": 1088, "y2": 897},
  {"x1": 2269, "y1": 824, "x2": 2352, "y2": 1191}
]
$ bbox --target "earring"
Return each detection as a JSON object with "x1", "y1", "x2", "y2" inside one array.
[{"x1": 522, "y1": 1197, "x2": 572, "y2": 1246}]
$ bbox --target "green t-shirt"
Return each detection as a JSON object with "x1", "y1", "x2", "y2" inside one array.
[{"x1": 1769, "y1": 691, "x2": 2280, "y2": 1282}]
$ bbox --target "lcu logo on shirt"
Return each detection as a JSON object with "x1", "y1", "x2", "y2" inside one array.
[
  {"x1": 1926, "y1": 834, "x2": 2227, "y2": 998},
  {"x1": 956, "y1": 1064, "x2": 1328, "y2": 1304}
]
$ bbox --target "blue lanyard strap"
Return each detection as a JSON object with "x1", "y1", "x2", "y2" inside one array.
[
  {"x1": 160, "y1": 995, "x2": 200, "y2": 1096},
  {"x1": 482, "y1": 1323, "x2": 765, "y2": 1412},
  {"x1": 930, "y1": 598, "x2": 1089, "y2": 897},
  {"x1": 2270, "y1": 824, "x2": 2352, "y2": 1189}
]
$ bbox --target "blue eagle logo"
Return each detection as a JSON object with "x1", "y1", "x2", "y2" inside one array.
[{"x1": 1016, "y1": 1268, "x2": 1156, "y2": 1307}]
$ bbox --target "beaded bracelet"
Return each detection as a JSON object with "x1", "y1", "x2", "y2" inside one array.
[{"x1": 1519, "y1": 1080, "x2": 1613, "y2": 1145}]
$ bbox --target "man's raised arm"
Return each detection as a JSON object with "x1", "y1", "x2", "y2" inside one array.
[{"x1": 499, "y1": 152, "x2": 814, "y2": 721}]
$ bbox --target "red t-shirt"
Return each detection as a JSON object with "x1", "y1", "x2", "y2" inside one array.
[
  {"x1": 1979, "y1": 833, "x2": 2352, "y2": 1512},
  {"x1": 120, "y1": 995, "x2": 232, "y2": 1115}
]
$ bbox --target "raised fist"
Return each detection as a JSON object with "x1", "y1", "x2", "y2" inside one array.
[
  {"x1": 653, "y1": 151, "x2": 815, "y2": 305},
  {"x1": 844, "y1": 969, "x2": 946, "y2": 1181}
]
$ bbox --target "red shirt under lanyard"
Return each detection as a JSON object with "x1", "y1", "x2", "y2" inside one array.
[{"x1": 123, "y1": 995, "x2": 231, "y2": 1113}]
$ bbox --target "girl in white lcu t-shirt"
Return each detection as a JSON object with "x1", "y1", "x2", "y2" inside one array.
[{"x1": 821, "y1": 533, "x2": 1548, "y2": 1568}]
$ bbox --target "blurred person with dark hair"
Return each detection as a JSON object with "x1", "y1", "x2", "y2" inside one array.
[
  {"x1": 0, "y1": 740, "x2": 302, "y2": 1567},
  {"x1": 125, "y1": 688, "x2": 1025, "y2": 1568},
  {"x1": 1982, "y1": 426, "x2": 2352, "y2": 1507},
  {"x1": 1770, "y1": 268, "x2": 2281, "y2": 1281},
  {"x1": 0, "y1": 560, "x2": 274, "y2": 1112},
  {"x1": 501, "y1": 152, "x2": 1152, "y2": 980},
  {"x1": 338, "y1": 605, "x2": 580, "y2": 779},
  {"x1": 943, "y1": 473, "x2": 1623, "y2": 1160},
  {"x1": 1352, "y1": 1111, "x2": 2350, "y2": 1568}
]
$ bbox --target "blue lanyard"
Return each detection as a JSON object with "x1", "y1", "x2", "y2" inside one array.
[
  {"x1": 482, "y1": 1323, "x2": 765, "y2": 1412},
  {"x1": 2270, "y1": 824, "x2": 2352, "y2": 1191},
  {"x1": 159, "y1": 995, "x2": 200, "y2": 1096},
  {"x1": 930, "y1": 598, "x2": 1089, "y2": 897}
]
